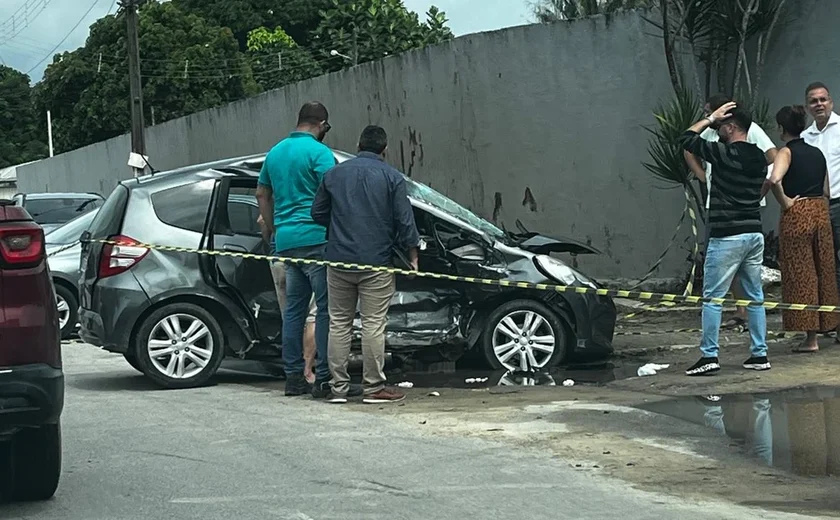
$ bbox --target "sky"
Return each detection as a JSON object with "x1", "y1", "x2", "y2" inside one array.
[{"x1": 0, "y1": 0, "x2": 534, "y2": 83}]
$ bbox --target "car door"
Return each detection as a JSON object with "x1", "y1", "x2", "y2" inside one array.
[
  {"x1": 381, "y1": 205, "x2": 469, "y2": 348},
  {"x1": 206, "y1": 177, "x2": 281, "y2": 343}
]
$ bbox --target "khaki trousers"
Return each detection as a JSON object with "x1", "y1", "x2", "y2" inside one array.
[{"x1": 327, "y1": 267, "x2": 395, "y2": 396}]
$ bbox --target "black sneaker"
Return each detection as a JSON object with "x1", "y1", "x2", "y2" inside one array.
[
  {"x1": 743, "y1": 356, "x2": 771, "y2": 371},
  {"x1": 312, "y1": 379, "x2": 331, "y2": 399},
  {"x1": 312, "y1": 379, "x2": 364, "y2": 399},
  {"x1": 325, "y1": 392, "x2": 348, "y2": 404},
  {"x1": 285, "y1": 374, "x2": 313, "y2": 396},
  {"x1": 685, "y1": 357, "x2": 721, "y2": 376}
]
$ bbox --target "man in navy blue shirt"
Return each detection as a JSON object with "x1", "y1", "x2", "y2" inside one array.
[{"x1": 312, "y1": 125, "x2": 420, "y2": 403}]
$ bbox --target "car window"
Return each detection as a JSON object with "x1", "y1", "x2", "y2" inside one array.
[
  {"x1": 45, "y1": 208, "x2": 100, "y2": 244},
  {"x1": 406, "y1": 180, "x2": 504, "y2": 239},
  {"x1": 25, "y1": 197, "x2": 100, "y2": 225},
  {"x1": 151, "y1": 180, "x2": 215, "y2": 233},
  {"x1": 228, "y1": 187, "x2": 260, "y2": 236},
  {"x1": 89, "y1": 186, "x2": 128, "y2": 239}
]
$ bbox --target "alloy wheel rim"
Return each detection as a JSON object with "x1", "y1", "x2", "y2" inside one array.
[
  {"x1": 56, "y1": 295, "x2": 70, "y2": 330},
  {"x1": 492, "y1": 310, "x2": 556, "y2": 372},
  {"x1": 147, "y1": 314, "x2": 214, "y2": 379}
]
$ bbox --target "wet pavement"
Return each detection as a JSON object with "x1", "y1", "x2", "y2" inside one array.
[
  {"x1": 385, "y1": 360, "x2": 642, "y2": 388},
  {"x1": 639, "y1": 386, "x2": 840, "y2": 478}
]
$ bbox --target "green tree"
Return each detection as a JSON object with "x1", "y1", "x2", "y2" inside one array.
[
  {"x1": 0, "y1": 66, "x2": 46, "y2": 168},
  {"x1": 312, "y1": 0, "x2": 454, "y2": 70},
  {"x1": 530, "y1": 0, "x2": 655, "y2": 22},
  {"x1": 246, "y1": 26, "x2": 324, "y2": 92},
  {"x1": 174, "y1": 0, "x2": 332, "y2": 49},
  {"x1": 32, "y1": 1, "x2": 257, "y2": 154}
]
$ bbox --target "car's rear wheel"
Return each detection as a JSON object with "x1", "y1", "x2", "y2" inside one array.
[
  {"x1": 134, "y1": 303, "x2": 225, "y2": 389},
  {"x1": 10, "y1": 423, "x2": 62, "y2": 501},
  {"x1": 481, "y1": 299, "x2": 568, "y2": 371},
  {"x1": 55, "y1": 284, "x2": 78, "y2": 340}
]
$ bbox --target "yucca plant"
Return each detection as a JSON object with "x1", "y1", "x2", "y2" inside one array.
[
  {"x1": 642, "y1": 87, "x2": 706, "y2": 293},
  {"x1": 642, "y1": 86, "x2": 705, "y2": 220}
]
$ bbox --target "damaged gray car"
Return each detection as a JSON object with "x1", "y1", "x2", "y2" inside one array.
[{"x1": 77, "y1": 151, "x2": 616, "y2": 389}]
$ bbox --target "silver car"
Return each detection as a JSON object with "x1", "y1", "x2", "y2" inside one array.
[{"x1": 45, "y1": 208, "x2": 100, "y2": 339}]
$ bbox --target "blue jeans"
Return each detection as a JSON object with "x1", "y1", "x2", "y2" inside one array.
[
  {"x1": 700, "y1": 233, "x2": 767, "y2": 358},
  {"x1": 280, "y1": 244, "x2": 330, "y2": 381}
]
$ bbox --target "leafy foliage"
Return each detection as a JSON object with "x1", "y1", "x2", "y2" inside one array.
[
  {"x1": 0, "y1": 66, "x2": 46, "y2": 168},
  {"x1": 530, "y1": 0, "x2": 655, "y2": 22},
  {"x1": 642, "y1": 87, "x2": 702, "y2": 189},
  {"x1": 174, "y1": 0, "x2": 333, "y2": 49},
  {"x1": 32, "y1": 1, "x2": 257, "y2": 154},
  {"x1": 311, "y1": 0, "x2": 454, "y2": 70},
  {"x1": 246, "y1": 27, "x2": 324, "y2": 92}
]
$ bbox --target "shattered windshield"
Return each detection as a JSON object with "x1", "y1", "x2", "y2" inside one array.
[{"x1": 405, "y1": 179, "x2": 504, "y2": 238}]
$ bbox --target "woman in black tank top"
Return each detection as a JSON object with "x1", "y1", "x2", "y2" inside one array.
[{"x1": 765, "y1": 105, "x2": 838, "y2": 352}]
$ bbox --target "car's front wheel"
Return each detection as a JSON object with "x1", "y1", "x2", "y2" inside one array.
[
  {"x1": 10, "y1": 423, "x2": 62, "y2": 501},
  {"x1": 55, "y1": 284, "x2": 78, "y2": 340},
  {"x1": 134, "y1": 303, "x2": 225, "y2": 389},
  {"x1": 481, "y1": 300, "x2": 568, "y2": 371}
]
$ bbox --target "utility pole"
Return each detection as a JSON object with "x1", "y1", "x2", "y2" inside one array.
[{"x1": 120, "y1": 0, "x2": 146, "y2": 171}]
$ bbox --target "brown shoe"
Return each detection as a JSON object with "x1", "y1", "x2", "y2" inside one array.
[{"x1": 363, "y1": 387, "x2": 406, "y2": 404}]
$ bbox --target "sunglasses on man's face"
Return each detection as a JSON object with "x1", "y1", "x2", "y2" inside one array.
[{"x1": 322, "y1": 121, "x2": 332, "y2": 133}]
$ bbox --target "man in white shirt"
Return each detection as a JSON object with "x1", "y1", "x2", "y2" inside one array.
[
  {"x1": 801, "y1": 82, "x2": 840, "y2": 297},
  {"x1": 685, "y1": 94, "x2": 778, "y2": 327}
]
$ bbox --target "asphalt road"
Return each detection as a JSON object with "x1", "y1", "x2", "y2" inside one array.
[{"x1": 0, "y1": 344, "x2": 827, "y2": 520}]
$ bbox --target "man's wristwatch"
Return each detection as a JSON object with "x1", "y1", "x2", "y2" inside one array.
[{"x1": 706, "y1": 115, "x2": 716, "y2": 124}]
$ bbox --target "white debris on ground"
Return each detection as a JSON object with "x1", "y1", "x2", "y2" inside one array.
[
  {"x1": 397, "y1": 381, "x2": 414, "y2": 388},
  {"x1": 637, "y1": 363, "x2": 670, "y2": 377},
  {"x1": 465, "y1": 377, "x2": 489, "y2": 384},
  {"x1": 562, "y1": 379, "x2": 575, "y2": 387},
  {"x1": 428, "y1": 391, "x2": 440, "y2": 397},
  {"x1": 762, "y1": 266, "x2": 781, "y2": 286}
]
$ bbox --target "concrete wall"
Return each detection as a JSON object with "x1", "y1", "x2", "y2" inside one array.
[
  {"x1": 755, "y1": 0, "x2": 840, "y2": 234},
  {"x1": 24, "y1": 7, "x2": 819, "y2": 280}
]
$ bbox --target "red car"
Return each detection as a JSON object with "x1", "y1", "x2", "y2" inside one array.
[{"x1": 0, "y1": 199, "x2": 63, "y2": 501}]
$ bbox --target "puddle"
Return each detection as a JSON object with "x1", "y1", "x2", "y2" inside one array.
[
  {"x1": 638, "y1": 386, "x2": 840, "y2": 477},
  {"x1": 386, "y1": 360, "x2": 640, "y2": 389}
]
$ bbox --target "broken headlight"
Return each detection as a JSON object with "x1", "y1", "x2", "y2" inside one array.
[{"x1": 535, "y1": 255, "x2": 597, "y2": 289}]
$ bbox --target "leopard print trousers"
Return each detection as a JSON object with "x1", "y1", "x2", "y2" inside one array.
[{"x1": 779, "y1": 197, "x2": 840, "y2": 332}]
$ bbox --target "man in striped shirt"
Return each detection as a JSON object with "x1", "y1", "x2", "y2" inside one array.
[{"x1": 678, "y1": 101, "x2": 771, "y2": 376}]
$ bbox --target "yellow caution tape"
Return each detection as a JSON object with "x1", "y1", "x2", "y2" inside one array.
[{"x1": 85, "y1": 238, "x2": 840, "y2": 314}]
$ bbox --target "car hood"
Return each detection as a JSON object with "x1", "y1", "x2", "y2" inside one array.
[{"x1": 513, "y1": 233, "x2": 602, "y2": 255}]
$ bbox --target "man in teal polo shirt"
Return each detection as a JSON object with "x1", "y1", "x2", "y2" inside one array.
[{"x1": 256, "y1": 101, "x2": 340, "y2": 397}]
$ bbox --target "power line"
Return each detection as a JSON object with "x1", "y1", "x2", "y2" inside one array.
[
  {"x1": 0, "y1": 0, "x2": 52, "y2": 43},
  {"x1": 25, "y1": 0, "x2": 104, "y2": 75}
]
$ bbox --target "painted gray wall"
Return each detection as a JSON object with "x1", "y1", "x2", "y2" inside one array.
[
  {"x1": 754, "y1": 0, "x2": 840, "y2": 235},
  {"x1": 19, "y1": 3, "x2": 839, "y2": 279}
]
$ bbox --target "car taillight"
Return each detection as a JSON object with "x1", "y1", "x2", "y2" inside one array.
[
  {"x1": 98, "y1": 235, "x2": 149, "y2": 278},
  {"x1": 0, "y1": 222, "x2": 44, "y2": 267}
]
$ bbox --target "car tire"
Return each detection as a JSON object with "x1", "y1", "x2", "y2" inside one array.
[
  {"x1": 123, "y1": 352, "x2": 144, "y2": 374},
  {"x1": 134, "y1": 303, "x2": 225, "y2": 389},
  {"x1": 481, "y1": 299, "x2": 568, "y2": 372},
  {"x1": 11, "y1": 423, "x2": 62, "y2": 502},
  {"x1": 55, "y1": 284, "x2": 78, "y2": 340}
]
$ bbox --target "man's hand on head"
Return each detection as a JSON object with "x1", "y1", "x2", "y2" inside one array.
[{"x1": 709, "y1": 101, "x2": 737, "y2": 124}]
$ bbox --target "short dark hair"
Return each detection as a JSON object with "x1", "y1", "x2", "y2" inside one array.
[
  {"x1": 806, "y1": 81, "x2": 830, "y2": 97},
  {"x1": 726, "y1": 106, "x2": 753, "y2": 133},
  {"x1": 297, "y1": 102, "x2": 328, "y2": 126},
  {"x1": 776, "y1": 105, "x2": 808, "y2": 136},
  {"x1": 358, "y1": 125, "x2": 388, "y2": 154},
  {"x1": 707, "y1": 93, "x2": 732, "y2": 111}
]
